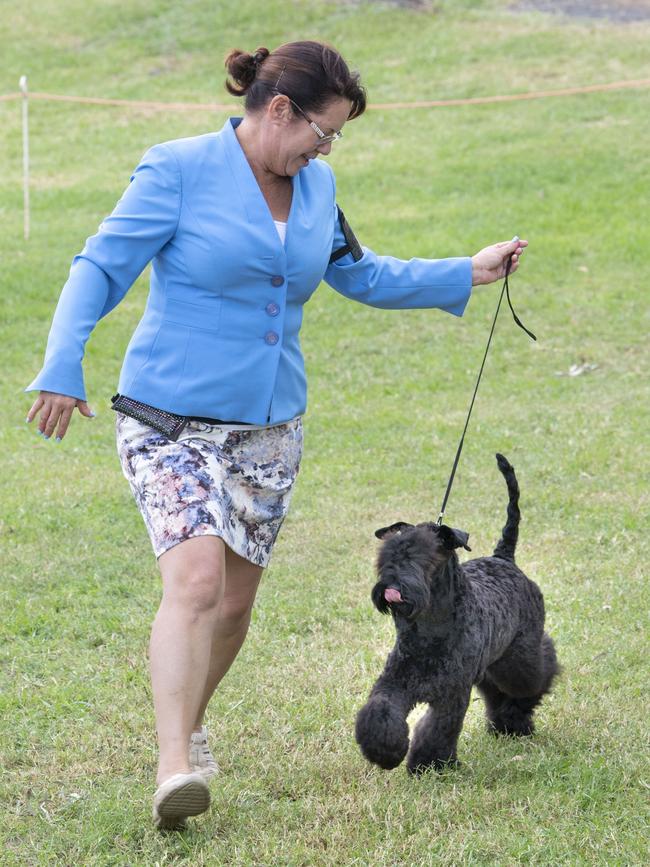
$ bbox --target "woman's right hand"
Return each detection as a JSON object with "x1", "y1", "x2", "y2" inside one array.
[{"x1": 26, "y1": 391, "x2": 95, "y2": 442}]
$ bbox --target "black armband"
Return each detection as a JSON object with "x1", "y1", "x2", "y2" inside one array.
[{"x1": 329, "y1": 206, "x2": 363, "y2": 264}]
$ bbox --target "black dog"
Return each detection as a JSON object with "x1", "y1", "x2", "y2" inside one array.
[{"x1": 355, "y1": 454, "x2": 559, "y2": 775}]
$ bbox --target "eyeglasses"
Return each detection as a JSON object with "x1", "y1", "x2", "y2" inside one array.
[
  {"x1": 270, "y1": 66, "x2": 343, "y2": 145},
  {"x1": 284, "y1": 96, "x2": 343, "y2": 145}
]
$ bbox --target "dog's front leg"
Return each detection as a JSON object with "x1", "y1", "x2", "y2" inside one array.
[
  {"x1": 406, "y1": 691, "x2": 471, "y2": 776},
  {"x1": 355, "y1": 681, "x2": 414, "y2": 771}
]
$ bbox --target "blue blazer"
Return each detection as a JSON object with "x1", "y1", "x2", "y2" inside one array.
[{"x1": 28, "y1": 118, "x2": 473, "y2": 424}]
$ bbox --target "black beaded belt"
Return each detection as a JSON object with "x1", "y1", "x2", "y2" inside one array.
[{"x1": 111, "y1": 394, "x2": 249, "y2": 441}]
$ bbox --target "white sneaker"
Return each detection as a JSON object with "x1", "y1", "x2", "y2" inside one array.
[
  {"x1": 189, "y1": 726, "x2": 219, "y2": 780},
  {"x1": 152, "y1": 771, "x2": 210, "y2": 830}
]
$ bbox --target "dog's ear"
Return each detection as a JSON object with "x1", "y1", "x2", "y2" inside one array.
[
  {"x1": 437, "y1": 524, "x2": 472, "y2": 551},
  {"x1": 375, "y1": 521, "x2": 413, "y2": 540}
]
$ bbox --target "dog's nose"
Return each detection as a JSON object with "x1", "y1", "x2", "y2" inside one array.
[{"x1": 384, "y1": 587, "x2": 403, "y2": 604}]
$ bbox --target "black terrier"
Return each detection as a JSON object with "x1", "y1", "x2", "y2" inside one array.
[{"x1": 355, "y1": 454, "x2": 559, "y2": 775}]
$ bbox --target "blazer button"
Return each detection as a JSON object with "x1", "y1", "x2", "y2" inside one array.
[
  {"x1": 271, "y1": 275, "x2": 284, "y2": 287},
  {"x1": 265, "y1": 331, "x2": 279, "y2": 345},
  {"x1": 265, "y1": 302, "x2": 280, "y2": 317}
]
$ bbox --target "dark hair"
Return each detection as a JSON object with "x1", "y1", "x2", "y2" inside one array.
[{"x1": 224, "y1": 40, "x2": 366, "y2": 120}]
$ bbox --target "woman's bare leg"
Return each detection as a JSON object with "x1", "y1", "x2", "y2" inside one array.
[
  {"x1": 150, "y1": 536, "x2": 227, "y2": 785},
  {"x1": 150, "y1": 536, "x2": 263, "y2": 785},
  {"x1": 192, "y1": 546, "x2": 263, "y2": 730}
]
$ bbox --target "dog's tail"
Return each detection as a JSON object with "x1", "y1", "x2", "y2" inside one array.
[{"x1": 493, "y1": 453, "x2": 519, "y2": 562}]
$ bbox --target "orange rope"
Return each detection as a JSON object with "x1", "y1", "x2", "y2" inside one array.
[
  {"x1": 1, "y1": 78, "x2": 649, "y2": 111},
  {"x1": 369, "y1": 78, "x2": 650, "y2": 109},
  {"x1": 7, "y1": 92, "x2": 238, "y2": 111}
]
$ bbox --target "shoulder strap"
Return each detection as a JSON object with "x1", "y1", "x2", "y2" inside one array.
[{"x1": 329, "y1": 206, "x2": 363, "y2": 264}]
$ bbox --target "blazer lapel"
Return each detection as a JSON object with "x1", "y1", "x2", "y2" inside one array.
[{"x1": 222, "y1": 118, "x2": 290, "y2": 264}]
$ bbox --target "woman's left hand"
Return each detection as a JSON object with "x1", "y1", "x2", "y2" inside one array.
[{"x1": 471, "y1": 238, "x2": 528, "y2": 286}]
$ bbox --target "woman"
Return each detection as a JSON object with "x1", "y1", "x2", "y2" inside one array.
[{"x1": 25, "y1": 40, "x2": 527, "y2": 828}]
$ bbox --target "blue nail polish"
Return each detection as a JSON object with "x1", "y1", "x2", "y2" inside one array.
[
  {"x1": 37, "y1": 430, "x2": 44, "y2": 437},
  {"x1": 43, "y1": 435, "x2": 50, "y2": 440},
  {"x1": 25, "y1": 417, "x2": 31, "y2": 424},
  {"x1": 55, "y1": 436, "x2": 62, "y2": 443}
]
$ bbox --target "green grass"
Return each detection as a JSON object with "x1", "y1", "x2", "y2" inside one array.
[{"x1": 1, "y1": 0, "x2": 649, "y2": 863}]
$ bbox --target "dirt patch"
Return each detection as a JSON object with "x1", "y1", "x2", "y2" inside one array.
[
  {"x1": 354, "y1": 0, "x2": 650, "y2": 21},
  {"x1": 512, "y1": 0, "x2": 650, "y2": 22},
  {"x1": 388, "y1": 0, "x2": 434, "y2": 7}
]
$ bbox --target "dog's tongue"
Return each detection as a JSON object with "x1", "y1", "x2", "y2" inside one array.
[{"x1": 384, "y1": 587, "x2": 402, "y2": 604}]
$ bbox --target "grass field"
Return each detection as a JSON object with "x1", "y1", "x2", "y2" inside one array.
[{"x1": 1, "y1": 0, "x2": 649, "y2": 864}]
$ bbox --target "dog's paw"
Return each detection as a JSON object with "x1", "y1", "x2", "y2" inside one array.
[
  {"x1": 355, "y1": 699, "x2": 409, "y2": 770},
  {"x1": 407, "y1": 755, "x2": 460, "y2": 777},
  {"x1": 487, "y1": 719, "x2": 535, "y2": 738}
]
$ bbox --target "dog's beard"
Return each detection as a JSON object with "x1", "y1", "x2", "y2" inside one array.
[{"x1": 372, "y1": 563, "x2": 431, "y2": 619}]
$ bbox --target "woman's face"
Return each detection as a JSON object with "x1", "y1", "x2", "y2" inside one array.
[{"x1": 265, "y1": 96, "x2": 353, "y2": 177}]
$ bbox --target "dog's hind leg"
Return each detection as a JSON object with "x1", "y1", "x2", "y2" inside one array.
[
  {"x1": 477, "y1": 676, "x2": 537, "y2": 736},
  {"x1": 406, "y1": 691, "x2": 471, "y2": 776},
  {"x1": 355, "y1": 686, "x2": 414, "y2": 770},
  {"x1": 479, "y1": 634, "x2": 559, "y2": 736}
]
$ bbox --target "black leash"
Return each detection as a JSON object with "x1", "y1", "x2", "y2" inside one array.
[{"x1": 436, "y1": 242, "x2": 536, "y2": 526}]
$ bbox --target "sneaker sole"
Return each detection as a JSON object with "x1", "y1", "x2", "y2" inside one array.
[{"x1": 154, "y1": 775, "x2": 210, "y2": 828}]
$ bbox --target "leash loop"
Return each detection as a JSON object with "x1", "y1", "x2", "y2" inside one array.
[{"x1": 436, "y1": 253, "x2": 535, "y2": 526}]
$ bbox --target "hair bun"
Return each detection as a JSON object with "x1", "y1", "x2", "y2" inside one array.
[
  {"x1": 224, "y1": 41, "x2": 366, "y2": 121},
  {"x1": 251, "y1": 47, "x2": 270, "y2": 68},
  {"x1": 224, "y1": 47, "x2": 270, "y2": 96}
]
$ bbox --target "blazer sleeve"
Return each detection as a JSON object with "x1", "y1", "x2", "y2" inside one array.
[
  {"x1": 25, "y1": 143, "x2": 181, "y2": 401},
  {"x1": 323, "y1": 200, "x2": 473, "y2": 316}
]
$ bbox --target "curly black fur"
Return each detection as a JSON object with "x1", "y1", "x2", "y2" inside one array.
[{"x1": 355, "y1": 453, "x2": 560, "y2": 775}]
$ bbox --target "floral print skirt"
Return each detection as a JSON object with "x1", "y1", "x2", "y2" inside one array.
[{"x1": 115, "y1": 414, "x2": 303, "y2": 566}]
